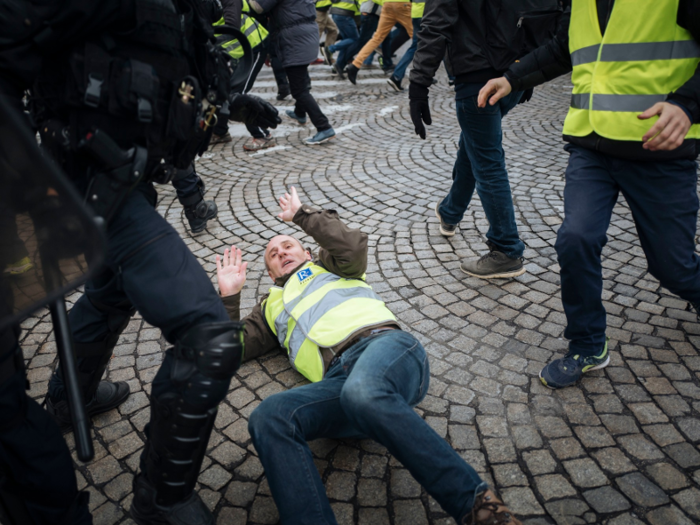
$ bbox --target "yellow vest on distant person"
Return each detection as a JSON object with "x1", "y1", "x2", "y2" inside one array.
[
  {"x1": 411, "y1": 0, "x2": 424, "y2": 18},
  {"x1": 330, "y1": 0, "x2": 360, "y2": 16},
  {"x1": 263, "y1": 262, "x2": 397, "y2": 383},
  {"x1": 563, "y1": 0, "x2": 700, "y2": 141},
  {"x1": 316, "y1": 0, "x2": 332, "y2": 8},
  {"x1": 213, "y1": 0, "x2": 268, "y2": 60}
]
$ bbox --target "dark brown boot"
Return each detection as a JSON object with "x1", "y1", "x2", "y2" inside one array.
[{"x1": 463, "y1": 490, "x2": 522, "y2": 525}]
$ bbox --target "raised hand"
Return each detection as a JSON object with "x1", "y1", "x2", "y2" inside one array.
[
  {"x1": 216, "y1": 246, "x2": 248, "y2": 297},
  {"x1": 277, "y1": 186, "x2": 302, "y2": 222}
]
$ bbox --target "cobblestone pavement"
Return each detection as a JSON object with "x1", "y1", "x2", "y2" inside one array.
[{"x1": 16, "y1": 62, "x2": 700, "y2": 525}]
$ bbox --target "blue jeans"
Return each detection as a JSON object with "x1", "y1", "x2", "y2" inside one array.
[
  {"x1": 438, "y1": 90, "x2": 525, "y2": 258},
  {"x1": 557, "y1": 144, "x2": 700, "y2": 356},
  {"x1": 393, "y1": 17, "x2": 421, "y2": 81},
  {"x1": 329, "y1": 15, "x2": 359, "y2": 72},
  {"x1": 249, "y1": 330, "x2": 486, "y2": 524}
]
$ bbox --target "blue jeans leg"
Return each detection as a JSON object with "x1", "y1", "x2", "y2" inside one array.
[
  {"x1": 249, "y1": 331, "x2": 485, "y2": 524},
  {"x1": 438, "y1": 91, "x2": 525, "y2": 258},
  {"x1": 557, "y1": 144, "x2": 700, "y2": 357},
  {"x1": 393, "y1": 18, "x2": 421, "y2": 81},
  {"x1": 330, "y1": 15, "x2": 359, "y2": 71}
]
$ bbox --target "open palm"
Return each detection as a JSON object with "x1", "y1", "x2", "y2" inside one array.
[
  {"x1": 216, "y1": 246, "x2": 248, "y2": 297},
  {"x1": 278, "y1": 186, "x2": 302, "y2": 222}
]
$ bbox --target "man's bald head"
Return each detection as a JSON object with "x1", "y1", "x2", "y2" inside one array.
[{"x1": 264, "y1": 235, "x2": 311, "y2": 280}]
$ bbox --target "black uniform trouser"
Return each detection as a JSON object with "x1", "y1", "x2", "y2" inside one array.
[
  {"x1": 48, "y1": 182, "x2": 230, "y2": 402},
  {"x1": 0, "y1": 337, "x2": 91, "y2": 524},
  {"x1": 286, "y1": 64, "x2": 331, "y2": 132}
]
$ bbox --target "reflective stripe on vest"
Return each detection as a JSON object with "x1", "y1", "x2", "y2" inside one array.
[
  {"x1": 563, "y1": 0, "x2": 700, "y2": 142},
  {"x1": 213, "y1": 2, "x2": 268, "y2": 60},
  {"x1": 411, "y1": 0, "x2": 424, "y2": 18},
  {"x1": 263, "y1": 263, "x2": 397, "y2": 383}
]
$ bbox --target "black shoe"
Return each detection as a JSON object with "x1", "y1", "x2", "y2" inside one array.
[
  {"x1": 131, "y1": 475, "x2": 214, "y2": 525},
  {"x1": 276, "y1": 85, "x2": 290, "y2": 100},
  {"x1": 322, "y1": 44, "x2": 334, "y2": 66},
  {"x1": 184, "y1": 199, "x2": 217, "y2": 234},
  {"x1": 460, "y1": 244, "x2": 526, "y2": 279},
  {"x1": 382, "y1": 65, "x2": 395, "y2": 76},
  {"x1": 434, "y1": 202, "x2": 457, "y2": 236},
  {"x1": 46, "y1": 381, "x2": 130, "y2": 434},
  {"x1": 387, "y1": 76, "x2": 403, "y2": 92},
  {"x1": 346, "y1": 64, "x2": 359, "y2": 85}
]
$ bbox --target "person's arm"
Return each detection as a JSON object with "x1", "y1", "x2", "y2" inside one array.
[
  {"x1": 408, "y1": 0, "x2": 459, "y2": 87},
  {"x1": 249, "y1": 0, "x2": 277, "y2": 15},
  {"x1": 278, "y1": 187, "x2": 368, "y2": 279},
  {"x1": 217, "y1": 246, "x2": 282, "y2": 362},
  {"x1": 221, "y1": 0, "x2": 243, "y2": 26},
  {"x1": 667, "y1": 0, "x2": 700, "y2": 124}
]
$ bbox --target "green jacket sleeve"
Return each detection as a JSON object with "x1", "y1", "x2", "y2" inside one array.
[{"x1": 222, "y1": 292, "x2": 282, "y2": 362}]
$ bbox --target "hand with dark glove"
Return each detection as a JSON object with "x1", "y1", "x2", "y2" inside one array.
[
  {"x1": 229, "y1": 93, "x2": 282, "y2": 129},
  {"x1": 518, "y1": 88, "x2": 534, "y2": 105},
  {"x1": 409, "y1": 82, "x2": 432, "y2": 140}
]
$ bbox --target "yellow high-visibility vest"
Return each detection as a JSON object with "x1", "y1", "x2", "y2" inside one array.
[
  {"x1": 263, "y1": 262, "x2": 397, "y2": 382},
  {"x1": 563, "y1": 0, "x2": 700, "y2": 141},
  {"x1": 411, "y1": 0, "x2": 424, "y2": 18},
  {"x1": 330, "y1": 0, "x2": 360, "y2": 16},
  {"x1": 213, "y1": 0, "x2": 268, "y2": 60}
]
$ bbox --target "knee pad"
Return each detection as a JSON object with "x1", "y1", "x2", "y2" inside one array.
[{"x1": 171, "y1": 321, "x2": 244, "y2": 408}]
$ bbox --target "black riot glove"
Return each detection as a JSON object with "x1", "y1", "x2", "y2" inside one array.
[
  {"x1": 229, "y1": 93, "x2": 282, "y2": 129},
  {"x1": 408, "y1": 82, "x2": 432, "y2": 140}
]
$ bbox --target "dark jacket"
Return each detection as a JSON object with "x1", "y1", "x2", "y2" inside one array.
[
  {"x1": 253, "y1": 0, "x2": 318, "y2": 67},
  {"x1": 222, "y1": 205, "x2": 399, "y2": 369},
  {"x1": 504, "y1": 0, "x2": 700, "y2": 160}
]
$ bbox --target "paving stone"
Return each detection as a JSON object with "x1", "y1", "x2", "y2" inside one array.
[
  {"x1": 646, "y1": 505, "x2": 695, "y2": 525},
  {"x1": 645, "y1": 462, "x2": 689, "y2": 491},
  {"x1": 534, "y1": 474, "x2": 577, "y2": 500},
  {"x1": 224, "y1": 481, "x2": 257, "y2": 507},
  {"x1": 671, "y1": 487, "x2": 700, "y2": 520},
  {"x1": 562, "y1": 458, "x2": 609, "y2": 488},
  {"x1": 615, "y1": 472, "x2": 669, "y2": 507},
  {"x1": 394, "y1": 500, "x2": 428, "y2": 525},
  {"x1": 582, "y1": 486, "x2": 631, "y2": 514}
]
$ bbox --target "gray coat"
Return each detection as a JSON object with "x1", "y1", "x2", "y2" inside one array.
[{"x1": 255, "y1": 0, "x2": 318, "y2": 67}]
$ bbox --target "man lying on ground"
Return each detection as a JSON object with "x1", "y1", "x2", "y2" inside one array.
[{"x1": 215, "y1": 186, "x2": 521, "y2": 525}]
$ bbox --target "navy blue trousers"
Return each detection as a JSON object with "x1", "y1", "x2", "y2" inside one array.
[{"x1": 557, "y1": 144, "x2": 700, "y2": 356}]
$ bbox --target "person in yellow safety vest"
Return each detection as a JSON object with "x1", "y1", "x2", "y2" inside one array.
[
  {"x1": 345, "y1": 0, "x2": 413, "y2": 84},
  {"x1": 210, "y1": 0, "x2": 279, "y2": 151},
  {"x1": 480, "y1": 0, "x2": 700, "y2": 389},
  {"x1": 386, "y1": 0, "x2": 423, "y2": 91},
  {"x1": 214, "y1": 186, "x2": 522, "y2": 525},
  {"x1": 324, "y1": 0, "x2": 361, "y2": 78},
  {"x1": 316, "y1": 0, "x2": 339, "y2": 63}
]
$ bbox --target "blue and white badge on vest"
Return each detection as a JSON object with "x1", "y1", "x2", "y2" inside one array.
[{"x1": 297, "y1": 268, "x2": 313, "y2": 283}]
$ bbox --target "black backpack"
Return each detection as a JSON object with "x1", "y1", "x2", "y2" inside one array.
[{"x1": 482, "y1": 0, "x2": 563, "y2": 72}]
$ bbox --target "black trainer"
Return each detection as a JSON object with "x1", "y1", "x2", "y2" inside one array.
[
  {"x1": 46, "y1": 380, "x2": 130, "y2": 434},
  {"x1": 387, "y1": 76, "x2": 403, "y2": 92},
  {"x1": 434, "y1": 202, "x2": 457, "y2": 236},
  {"x1": 131, "y1": 475, "x2": 214, "y2": 525},
  {"x1": 184, "y1": 199, "x2": 217, "y2": 234},
  {"x1": 346, "y1": 64, "x2": 359, "y2": 85},
  {"x1": 276, "y1": 85, "x2": 290, "y2": 100},
  {"x1": 460, "y1": 244, "x2": 526, "y2": 279}
]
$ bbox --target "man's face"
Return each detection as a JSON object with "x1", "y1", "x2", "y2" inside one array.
[{"x1": 265, "y1": 235, "x2": 311, "y2": 280}]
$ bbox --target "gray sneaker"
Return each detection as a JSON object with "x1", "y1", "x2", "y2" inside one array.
[
  {"x1": 434, "y1": 202, "x2": 457, "y2": 236},
  {"x1": 460, "y1": 249, "x2": 526, "y2": 279}
]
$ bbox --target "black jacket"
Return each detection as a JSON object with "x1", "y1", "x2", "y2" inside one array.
[{"x1": 505, "y1": 0, "x2": 700, "y2": 160}]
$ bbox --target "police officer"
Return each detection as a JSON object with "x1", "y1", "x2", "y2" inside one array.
[{"x1": 0, "y1": 1, "x2": 279, "y2": 523}]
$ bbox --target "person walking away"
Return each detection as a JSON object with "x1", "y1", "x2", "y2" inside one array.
[
  {"x1": 324, "y1": 0, "x2": 361, "y2": 79},
  {"x1": 250, "y1": 0, "x2": 336, "y2": 144},
  {"x1": 215, "y1": 186, "x2": 523, "y2": 525},
  {"x1": 316, "y1": 0, "x2": 339, "y2": 63},
  {"x1": 408, "y1": 0, "x2": 562, "y2": 279},
  {"x1": 211, "y1": 0, "x2": 275, "y2": 151},
  {"x1": 354, "y1": 0, "x2": 398, "y2": 74},
  {"x1": 479, "y1": 0, "x2": 700, "y2": 388},
  {"x1": 345, "y1": 0, "x2": 412, "y2": 84},
  {"x1": 386, "y1": 0, "x2": 423, "y2": 91}
]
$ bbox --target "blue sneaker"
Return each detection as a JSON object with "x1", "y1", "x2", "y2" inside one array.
[
  {"x1": 539, "y1": 339, "x2": 610, "y2": 389},
  {"x1": 286, "y1": 109, "x2": 307, "y2": 125},
  {"x1": 305, "y1": 128, "x2": 335, "y2": 145}
]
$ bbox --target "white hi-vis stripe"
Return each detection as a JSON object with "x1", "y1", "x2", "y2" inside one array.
[
  {"x1": 570, "y1": 93, "x2": 667, "y2": 112},
  {"x1": 570, "y1": 40, "x2": 700, "y2": 66}
]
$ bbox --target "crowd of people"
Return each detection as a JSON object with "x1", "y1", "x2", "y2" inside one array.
[{"x1": 1, "y1": 0, "x2": 699, "y2": 524}]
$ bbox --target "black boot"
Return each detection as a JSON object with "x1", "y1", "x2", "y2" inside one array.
[
  {"x1": 346, "y1": 63, "x2": 359, "y2": 85},
  {"x1": 131, "y1": 475, "x2": 214, "y2": 525},
  {"x1": 184, "y1": 198, "x2": 217, "y2": 234},
  {"x1": 46, "y1": 380, "x2": 130, "y2": 434}
]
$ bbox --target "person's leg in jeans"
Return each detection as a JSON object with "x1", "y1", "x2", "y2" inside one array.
[
  {"x1": 285, "y1": 64, "x2": 331, "y2": 132},
  {"x1": 351, "y1": 3, "x2": 412, "y2": 71},
  {"x1": 390, "y1": 17, "x2": 421, "y2": 86},
  {"x1": 249, "y1": 331, "x2": 489, "y2": 525},
  {"x1": 439, "y1": 91, "x2": 525, "y2": 258},
  {"x1": 328, "y1": 15, "x2": 359, "y2": 72},
  {"x1": 616, "y1": 156, "x2": 700, "y2": 307}
]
